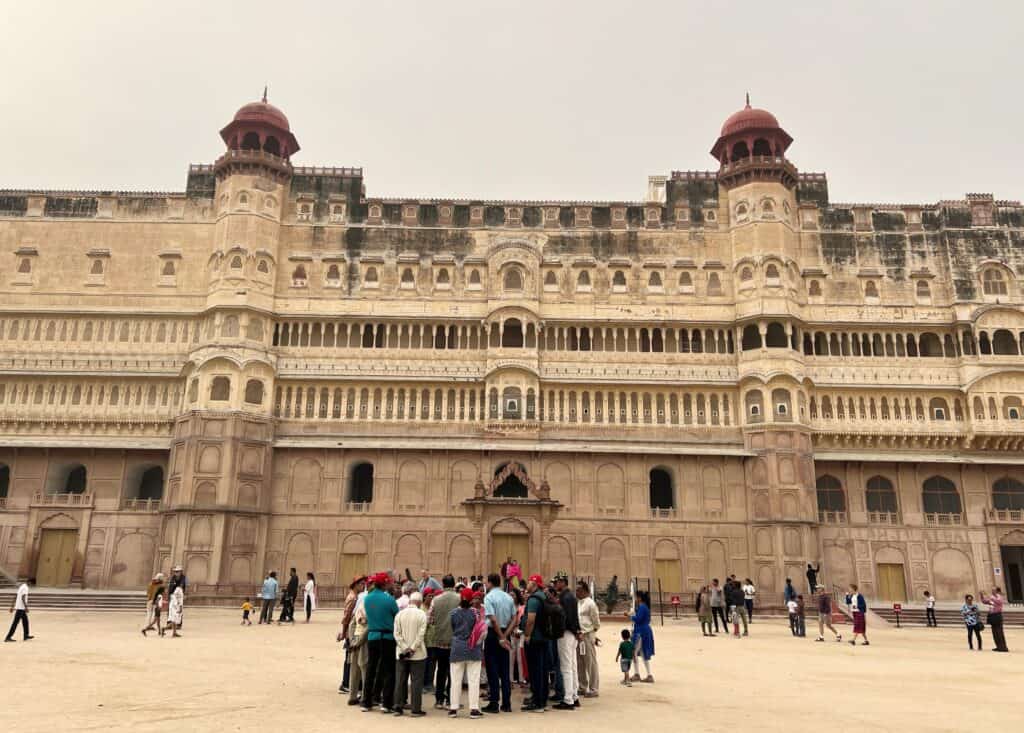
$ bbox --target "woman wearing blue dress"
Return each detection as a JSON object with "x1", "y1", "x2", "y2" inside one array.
[{"x1": 629, "y1": 590, "x2": 655, "y2": 683}]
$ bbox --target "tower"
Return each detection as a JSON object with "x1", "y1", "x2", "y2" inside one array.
[
  {"x1": 159, "y1": 96, "x2": 299, "y2": 585},
  {"x1": 713, "y1": 99, "x2": 817, "y2": 587}
]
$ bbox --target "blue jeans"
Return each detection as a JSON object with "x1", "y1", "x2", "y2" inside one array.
[
  {"x1": 485, "y1": 630, "x2": 511, "y2": 708},
  {"x1": 526, "y1": 641, "x2": 548, "y2": 708},
  {"x1": 548, "y1": 639, "x2": 563, "y2": 699}
]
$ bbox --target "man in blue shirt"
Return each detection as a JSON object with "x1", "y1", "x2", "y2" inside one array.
[
  {"x1": 258, "y1": 571, "x2": 278, "y2": 624},
  {"x1": 482, "y1": 573, "x2": 515, "y2": 713},
  {"x1": 362, "y1": 573, "x2": 399, "y2": 713}
]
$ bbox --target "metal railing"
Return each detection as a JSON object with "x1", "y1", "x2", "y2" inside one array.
[
  {"x1": 868, "y1": 511, "x2": 901, "y2": 525},
  {"x1": 988, "y1": 508, "x2": 1024, "y2": 523},
  {"x1": 818, "y1": 510, "x2": 847, "y2": 524},
  {"x1": 32, "y1": 492, "x2": 94, "y2": 507},
  {"x1": 122, "y1": 498, "x2": 161, "y2": 512}
]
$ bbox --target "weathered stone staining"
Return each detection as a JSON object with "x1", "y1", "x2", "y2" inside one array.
[{"x1": 0, "y1": 97, "x2": 1022, "y2": 603}]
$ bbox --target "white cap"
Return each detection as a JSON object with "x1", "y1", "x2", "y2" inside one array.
[{"x1": 409, "y1": 592, "x2": 423, "y2": 604}]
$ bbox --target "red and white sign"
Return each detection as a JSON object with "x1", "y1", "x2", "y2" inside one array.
[
  {"x1": 893, "y1": 603, "x2": 902, "y2": 613},
  {"x1": 670, "y1": 595, "x2": 681, "y2": 606}
]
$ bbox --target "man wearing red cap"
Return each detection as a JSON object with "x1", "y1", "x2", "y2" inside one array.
[
  {"x1": 362, "y1": 573, "x2": 399, "y2": 713},
  {"x1": 521, "y1": 574, "x2": 549, "y2": 712}
]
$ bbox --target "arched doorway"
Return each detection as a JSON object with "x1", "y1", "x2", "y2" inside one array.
[
  {"x1": 492, "y1": 462, "x2": 529, "y2": 498},
  {"x1": 491, "y1": 518, "x2": 530, "y2": 577}
]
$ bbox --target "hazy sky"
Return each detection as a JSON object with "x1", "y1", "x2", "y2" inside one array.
[{"x1": 3, "y1": 1, "x2": 1021, "y2": 204}]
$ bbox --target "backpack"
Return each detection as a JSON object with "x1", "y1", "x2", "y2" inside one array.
[{"x1": 539, "y1": 595, "x2": 566, "y2": 640}]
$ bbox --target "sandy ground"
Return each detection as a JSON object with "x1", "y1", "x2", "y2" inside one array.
[{"x1": 0, "y1": 608, "x2": 1018, "y2": 733}]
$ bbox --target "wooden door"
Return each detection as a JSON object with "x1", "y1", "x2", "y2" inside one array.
[
  {"x1": 876, "y1": 563, "x2": 907, "y2": 603},
  {"x1": 339, "y1": 553, "x2": 368, "y2": 587},
  {"x1": 654, "y1": 559, "x2": 682, "y2": 594},
  {"x1": 36, "y1": 529, "x2": 77, "y2": 587},
  {"x1": 491, "y1": 535, "x2": 529, "y2": 577}
]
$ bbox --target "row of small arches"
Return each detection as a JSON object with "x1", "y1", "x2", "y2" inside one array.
[{"x1": 815, "y1": 474, "x2": 1024, "y2": 515}]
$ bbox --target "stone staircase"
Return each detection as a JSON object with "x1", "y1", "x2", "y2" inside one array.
[
  {"x1": 0, "y1": 588, "x2": 146, "y2": 612},
  {"x1": 874, "y1": 605, "x2": 1024, "y2": 627}
]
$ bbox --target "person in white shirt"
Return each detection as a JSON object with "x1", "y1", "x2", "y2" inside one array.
[
  {"x1": 303, "y1": 572, "x2": 317, "y2": 623},
  {"x1": 5, "y1": 578, "x2": 35, "y2": 642},
  {"x1": 392, "y1": 591, "x2": 428, "y2": 717},
  {"x1": 741, "y1": 579, "x2": 756, "y2": 623},
  {"x1": 576, "y1": 581, "x2": 602, "y2": 697},
  {"x1": 923, "y1": 590, "x2": 937, "y2": 627},
  {"x1": 786, "y1": 598, "x2": 800, "y2": 637}
]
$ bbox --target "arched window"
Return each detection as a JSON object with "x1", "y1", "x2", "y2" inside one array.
[
  {"x1": 649, "y1": 467, "x2": 674, "y2": 510},
  {"x1": 221, "y1": 315, "x2": 239, "y2": 338},
  {"x1": 679, "y1": 271, "x2": 693, "y2": 291},
  {"x1": 612, "y1": 270, "x2": 627, "y2": 290},
  {"x1": 707, "y1": 273, "x2": 722, "y2": 296},
  {"x1": 401, "y1": 268, "x2": 415, "y2": 287},
  {"x1": 922, "y1": 476, "x2": 961, "y2": 515},
  {"x1": 809, "y1": 280, "x2": 822, "y2": 297},
  {"x1": 0, "y1": 464, "x2": 9, "y2": 499},
  {"x1": 815, "y1": 475, "x2": 846, "y2": 513},
  {"x1": 504, "y1": 268, "x2": 523, "y2": 291},
  {"x1": 493, "y1": 462, "x2": 529, "y2": 498},
  {"x1": 162, "y1": 260, "x2": 176, "y2": 276},
  {"x1": 982, "y1": 268, "x2": 1008, "y2": 296},
  {"x1": 363, "y1": 267, "x2": 378, "y2": 284},
  {"x1": 740, "y1": 267, "x2": 753, "y2": 282},
  {"x1": 90, "y1": 259, "x2": 104, "y2": 275},
  {"x1": 765, "y1": 322, "x2": 788, "y2": 348},
  {"x1": 65, "y1": 465, "x2": 88, "y2": 495},
  {"x1": 761, "y1": 199, "x2": 775, "y2": 215},
  {"x1": 731, "y1": 141, "x2": 750, "y2": 160},
  {"x1": 752, "y1": 138, "x2": 772, "y2": 156},
  {"x1": 137, "y1": 466, "x2": 164, "y2": 501},
  {"x1": 741, "y1": 324, "x2": 762, "y2": 350},
  {"x1": 993, "y1": 477, "x2": 1024, "y2": 511},
  {"x1": 916, "y1": 280, "x2": 931, "y2": 300},
  {"x1": 469, "y1": 269, "x2": 482, "y2": 286},
  {"x1": 864, "y1": 281, "x2": 879, "y2": 299},
  {"x1": 543, "y1": 271, "x2": 557, "y2": 289},
  {"x1": 929, "y1": 397, "x2": 949, "y2": 420},
  {"x1": 348, "y1": 462, "x2": 374, "y2": 504},
  {"x1": 436, "y1": 268, "x2": 450, "y2": 286},
  {"x1": 230, "y1": 256, "x2": 243, "y2": 269},
  {"x1": 292, "y1": 265, "x2": 307, "y2": 285},
  {"x1": 326, "y1": 264, "x2": 341, "y2": 282},
  {"x1": 745, "y1": 390, "x2": 764, "y2": 422},
  {"x1": 210, "y1": 376, "x2": 231, "y2": 401},
  {"x1": 735, "y1": 202, "x2": 749, "y2": 220},
  {"x1": 257, "y1": 259, "x2": 270, "y2": 274},
  {"x1": 244, "y1": 379, "x2": 264, "y2": 404},
  {"x1": 18, "y1": 258, "x2": 31, "y2": 274},
  {"x1": 501, "y1": 319, "x2": 524, "y2": 348},
  {"x1": 576, "y1": 270, "x2": 591, "y2": 289},
  {"x1": 992, "y1": 329, "x2": 1018, "y2": 355},
  {"x1": 648, "y1": 271, "x2": 662, "y2": 289},
  {"x1": 866, "y1": 476, "x2": 899, "y2": 514},
  {"x1": 263, "y1": 136, "x2": 280, "y2": 156},
  {"x1": 765, "y1": 263, "x2": 780, "y2": 283},
  {"x1": 241, "y1": 133, "x2": 260, "y2": 150}
]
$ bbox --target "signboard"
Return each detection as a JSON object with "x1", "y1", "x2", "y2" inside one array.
[
  {"x1": 893, "y1": 603, "x2": 902, "y2": 613},
  {"x1": 994, "y1": 567, "x2": 1002, "y2": 576},
  {"x1": 670, "y1": 595, "x2": 681, "y2": 606}
]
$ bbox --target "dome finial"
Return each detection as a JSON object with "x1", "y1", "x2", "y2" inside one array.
[
  {"x1": 262, "y1": 84, "x2": 268, "y2": 104},
  {"x1": 745, "y1": 91, "x2": 750, "y2": 108}
]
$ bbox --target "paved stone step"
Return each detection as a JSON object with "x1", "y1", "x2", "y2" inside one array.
[{"x1": 874, "y1": 607, "x2": 1024, "y2": 627}]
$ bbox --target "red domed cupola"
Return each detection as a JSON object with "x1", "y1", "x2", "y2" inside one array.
[
  {"x1": 219, "y1": 90, "x2": 300, "y2": 160},
  {"x1": 710, "y1": 95, "x2": 796, "y2": 188}
]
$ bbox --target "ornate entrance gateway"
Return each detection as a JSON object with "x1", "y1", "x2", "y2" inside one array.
[{"x1": 463, "y1": 462, "x2": 562, "y2": 576}]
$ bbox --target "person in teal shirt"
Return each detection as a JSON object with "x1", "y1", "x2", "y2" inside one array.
[
  {"x1": 258, "y1": 571, "x2": 278, "y2": 624},
  {"x1": 362, "y1": 573, "x2": 400, "y2": 712}
]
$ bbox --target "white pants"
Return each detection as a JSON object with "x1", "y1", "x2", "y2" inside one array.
[
  {"x1": 557, "y1": 631, "x2": 579, "y2": 704},
  {"x1": 449, "y1": 659, "x2": 481, "y2": 713}
]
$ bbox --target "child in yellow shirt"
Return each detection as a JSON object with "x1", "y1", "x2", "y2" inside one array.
[{"x1": 242, "y1": 598, "x2": 253, "y2": 625}]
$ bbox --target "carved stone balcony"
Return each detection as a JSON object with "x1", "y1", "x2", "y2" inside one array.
[
  {"x1": 818, "y1": 510, "x2": 847, "y2": 524},
  {"x1": 345, "y1": 501, "x2": 372, "y2": 513},
  {"x1": 121, "y1": 498, "x2": 162, "y2": 512},
  {"x1": 650, "y1": 507, "x2": 677, "y2": 520},
  {"x1": 924, "y1": 512, "x2": 964, "y2": 527},
  {"x1": 32, "y1": 492, "x2": 94, "y2": 508},
  {"x1": 988, "y1": 508, "x2": 1024, "y2": 524},
  {"x1": 868, "y1": 511, "x2": 902, "y2": 525}
]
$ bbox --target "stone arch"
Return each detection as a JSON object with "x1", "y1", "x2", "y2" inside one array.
[
  {"x1": 238, "y1": 483, "x2": 258, "y2": 508},
  {"x1": 394, "y1": 533, "x2": 424, "y2": 573},
  {"x1": 754, "y1": 528, "x2": 773, "y2": 556},
  {"x1": 290, "y1": 458, "x2": 322, "y2": 507},
  {"x1": 229, "y1": 556, "x2": 252, "y2": 584},
  {"x1": 706, "y1": 539, "x2": 727, "y2": 582},
  {"x1": 544, "y1": 461, "x2": 572, "y2": 507},
  {"x1": 702, "y1": 464, "x2": 723, "y2": 513},
  {"x1": 450, "y1": 460, "x2": 479, "y2": 506},
  {"x1": 39, "y1": 512, "x2": 78, "y2": 530},
  {"x1": 194, "y1": 480, "x2": 217, "y2": 506},
  {"x1": 109, "y1": 532, "x2": 155, "y2": 589},
  {"x1": 397, "y1": 459, "x2": 428, "y2": 508},
  {"x1": 598, "y1": 537, "x2": 627, "y2": 583},
  {"x1": 231, "y1": 517, "x2": 257, "y2": 547},
  {"x1": 596, "y1": 463, "x2": 625, "y2": 510},
  {"x1": 823, "y1": 544, "x2": 855, "y2": 591},
  {"x1": 447, "y1": 535, "x2": 476, "y2": 578},
  {"x1": 547, "y1": 536, "x2": 573, "y2": 578},
  {"x1": 285, "y1": 533, "x2": 315, "y2": 576},
  {"x1": 186, "y1": 555, "x2": 209, "y2": 584},
  {"x1": 188, "y1": 515, "x2": 212, "y2": 546},
  {"x1": 197, "y1": 446, "x2": 221, "y2": 474},
  {"x1": 931, "y1": 547, "x2": 975, "y2": 599}
]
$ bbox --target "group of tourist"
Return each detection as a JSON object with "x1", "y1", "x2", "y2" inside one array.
[
  {"x1": 253, "y1": 568, "x2": 318, "y2": 625},
  {"x1": 334, "y1": 567, "x2": 655, "y2": 717},
  {"x1": 140, "y1": 566, "x2": 187, "y2": 638}
]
